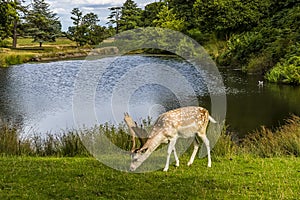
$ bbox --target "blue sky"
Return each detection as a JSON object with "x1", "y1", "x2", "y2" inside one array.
[{"x1": 38, "y1": 0, "x2": 158, "y2": 31}]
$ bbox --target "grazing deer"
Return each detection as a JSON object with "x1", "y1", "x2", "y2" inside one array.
[{"x1": 129, "y1": 106, "x2": 217, "y2": 172}]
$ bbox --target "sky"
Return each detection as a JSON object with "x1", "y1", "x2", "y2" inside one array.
[{"x1": 29, "y1": 0, "x2": 158, "y2": 31}]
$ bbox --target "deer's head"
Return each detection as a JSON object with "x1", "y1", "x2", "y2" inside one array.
[{"x1": 129, "y1": 147, "x2": 149, "y2": 171}]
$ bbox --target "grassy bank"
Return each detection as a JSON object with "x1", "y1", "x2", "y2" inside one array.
[
  {"x1": 0, "y1": 37, "x2": 90, "y2": 67},
  {"x1": 1, "y1": 116, "x2": 300, "y2": 158},
  {"x1": 0, "y1": 116, "x2": 299, "y2": 199},
  {"x1": 0, "y1": 156, "x2": 299, "y2": 199}
]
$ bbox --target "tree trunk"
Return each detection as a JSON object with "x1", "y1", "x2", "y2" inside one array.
[
  {"x1": 39, "y1": 42, "x2": 42, "y2": 47},
  {"x1": 12, "y1": 19, "x2": 18, "y2": 48}
]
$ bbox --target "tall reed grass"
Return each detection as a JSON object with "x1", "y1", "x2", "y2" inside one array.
[
  {"x1": 241, "y1": 115, "x2": 300, "y2": 157},
  {"x1": 0, "y1": 116, "x2": 299, "y2": 158}
]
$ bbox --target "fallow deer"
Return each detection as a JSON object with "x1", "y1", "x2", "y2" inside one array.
[{"x1": 129, "y1": 106, "x2": 217, "y2": 172}]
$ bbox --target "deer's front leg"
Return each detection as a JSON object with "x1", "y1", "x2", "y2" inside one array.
[
  {"x1": 173, "y1": 146, "x2": 179, "y2": 167},
  {"x1": 163, "y1": 138, "x2": 177, "y2": 171}
]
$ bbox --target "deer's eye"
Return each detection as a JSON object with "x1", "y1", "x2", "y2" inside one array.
[{"x1": 140, "y1": 148, "x2": 148, "y2": 154}]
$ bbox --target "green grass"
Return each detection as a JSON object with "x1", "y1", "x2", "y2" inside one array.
[
  {"x1": 4, "y1": 37, "x2": 76, "y2": 47},
  {"x1": 0, "y1": 37, "x2": 90, "y2": 67},
  {"x1": 0, "y1": 156, "x2": 299, "y2": 199},
  {"x1": 0, "y1": 117, "x2": 299, "y2": 199}
]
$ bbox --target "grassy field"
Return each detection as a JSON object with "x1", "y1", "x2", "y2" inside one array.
[
  {"x1": 0, "y1": 156, "x2": 299, "y2": 199},
  {"x1": 0, "y1": 37, "x2": 89, "y2": 67},
  {"x1": 0, "y1": 106, "x2": 299, "y2": 199}
]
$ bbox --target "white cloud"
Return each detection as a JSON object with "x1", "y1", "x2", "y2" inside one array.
[{"x1": 28, "y1": 0, "x2": 157, "y2": 31}]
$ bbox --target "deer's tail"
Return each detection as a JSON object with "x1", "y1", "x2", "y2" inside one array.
[{"x1": 209, "y1": 116, "x2": 217, "y2": 123}]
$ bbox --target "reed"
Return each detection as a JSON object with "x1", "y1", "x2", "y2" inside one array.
[
  {"x1": 0, "y1": 116, "x2": 299, "y2": 158},
  {"x1": 242, "y1": 115, "x2": 300, "y2": 157}
]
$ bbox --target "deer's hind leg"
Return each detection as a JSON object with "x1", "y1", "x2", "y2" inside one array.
[
  {"x1": 198, "y1": 133, "x2": 211, "y2": 167},
  {"x1": 187, "y1": 137, "x2": 200, "y2": 166}
]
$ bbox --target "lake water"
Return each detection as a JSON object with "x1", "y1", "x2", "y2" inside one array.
[{"x1": 0, "y1": 55, "x2": 299, "y2": 137}]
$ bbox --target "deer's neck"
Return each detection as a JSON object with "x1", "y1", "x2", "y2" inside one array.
[{"x1": 142, "y1": 132, "x2": 168, "y2": 153}]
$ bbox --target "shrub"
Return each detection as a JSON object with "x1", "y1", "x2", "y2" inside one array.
[{"x1": 266, "y1": 55, "x2": 300, "y2": 85}]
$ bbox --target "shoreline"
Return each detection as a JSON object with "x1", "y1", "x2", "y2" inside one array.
[{"x1": 0, "y1": 46, "x2": 120, "y2": 67}]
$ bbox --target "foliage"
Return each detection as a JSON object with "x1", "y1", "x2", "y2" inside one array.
[
  {"x1": 219, "y1": 31, "x2": 265, "y2": 67},
  {"x1": 1, "y1": 114, "x2": 300, "y2": 158},
  {"x1": 24, "y1": 0, "x2": 61, "y2": 47},
  {"x1": 266, "y1": 56, "x2": 300, "y2": 85},
  {"x1": 193, "y1": 0, "x2": 271, "y2": 38},
  {"x1": 165, "y1": 0, "x2": 195, "y2": 29},
  {"x1": 67, "y1": 8, "x2": 107, "y2": 46},
  {"x1": 107, "y1": 6, "x2": 122, "y2": 33},
  {"x1": 119, "y1": 0, "x2": 142, "y2": 32},
  {"x1": 0, "y1": 0, "x2": 18, "y2": 40},
  {"x1": 216, "y1": 3, "x2": 300, "y2": 77},
  {"x1": 153, "y1": 5, "x2": 186, "y2": 32},
  {"x1": 142, "y1": 2, "x2": 165, "y2": 27}
]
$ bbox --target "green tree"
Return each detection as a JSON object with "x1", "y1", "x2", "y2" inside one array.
[
  {"x1": 165, "y1": 0, "x2": 196, "y2": 29},
  {"x1": 25, "y1": 0, "x2": 61, "y2": 47},
  {"x1": 153, "y1": 5, "x2": 186, "y2": 32},
  {"x1": 193, "y1": 0, "x2": 271, "y2": 39},
  {"x1": 119, "y1": 0, "x2": 142, "y2": 31},
  {"x1": 142, "y1": 1, "x2": 165, "y2": 27},
  {"x1": 0, "y1": 1, "x2": 18, "y2": 41},
  {"x1": 107, "y1": 6, "x2": 121, "y2": 34},
  {"x1": 82, "y1": 12, "x2": 102, "y2": 45},
  {"x1": 68, "y1": 8, "x2": 83, "y2": 46},
  {"x1": 68, "y1": 8, "x2": 105, "y2": 46}
]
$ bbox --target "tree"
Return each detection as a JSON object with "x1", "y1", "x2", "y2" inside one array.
[
  {"x1": 68, "y1": 8, "x2": 105, "y2": 46},
  {"x1": 153, "y1": 5, "x2": 186, "y2": 32},
  {"x1": 24, "y1": 0, "x2": 61, "y2": 47},
  {"x1": 142, "y1": 1, "x2": 165, "y2": 27},
  {"x1": 0, "y1": 1, "x2": 18, "y2": 41},
  {"x1": 82, "y1": 12, "x2": 101, "y2": 45},
  {"x1": 193, "y1": 0, "x2": 272, "y2": 39},
  {"x1": 119, "y1": 0, "x2": 142, "y2": 31},
  {"x1": 165, "y1": 0, "x2": 196, "y2": 29},
  {"x1": 107, "y1": 6, "x2": 121, "y2": 34}
]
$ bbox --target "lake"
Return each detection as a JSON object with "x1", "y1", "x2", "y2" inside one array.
[{"x1": 0, "y1": 55, "x2": 299, "y2": 137}]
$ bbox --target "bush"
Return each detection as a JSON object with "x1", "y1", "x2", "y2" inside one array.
[
  {"x1": 219, "y1": 31, "x2": 264, "y2": 66},
  {"x1": 266, "y1": 55, "x2": 300, "y2": 85}
]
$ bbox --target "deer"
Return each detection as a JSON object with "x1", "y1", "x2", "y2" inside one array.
[{"x1": 128, "y1": 106, "x2": 217, "y2": 172}]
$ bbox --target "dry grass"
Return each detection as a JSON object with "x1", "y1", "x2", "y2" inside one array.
[{"x1": 242, "y1": 115, "x2": 300, "y2": 157}]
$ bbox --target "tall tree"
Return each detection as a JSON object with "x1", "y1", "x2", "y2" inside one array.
[
  {"x1": 68, "y1": 8, "x2": 84, "y2": 46},
  {"x1": 153, "y1": 5, "x2": 186, "y2": 31},
  {"x1": 68, "y1": 8, "x2": 105, "y2": 46},
  {"x1": 25, "y1": 0, "x2": 61, "y2": 47},
  {"x1": 193, "y1": 0, "x2": 272, "y2": 38},
  {"x1": 142, "y1": 1, "x2": 165, "y2": 27},
  {"x1": 165, "y1": 0, "x2": 196, "y2": 29},
  {"x1": 0, "y1": 1, "x2": 18, "y2": 41},
  {"x1": 119, "y1": 0, "x2": 142, "y2": 31},
  {"x1": 107, "y1": 6, "x2": 121, "y2": 34}
]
